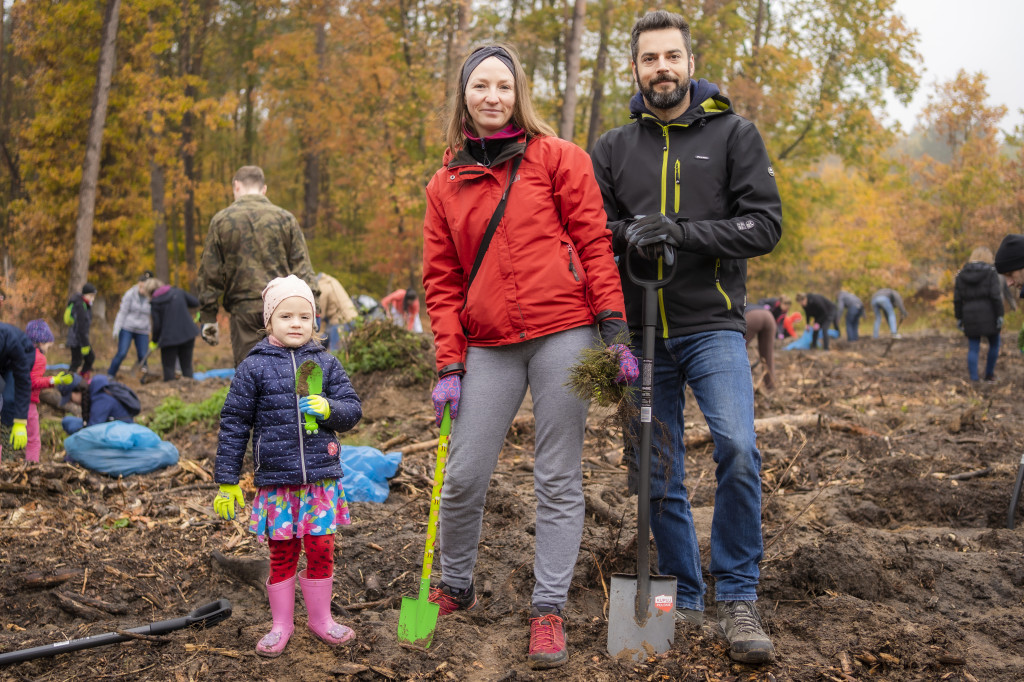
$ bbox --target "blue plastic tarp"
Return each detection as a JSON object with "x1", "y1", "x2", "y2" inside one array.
[
  {"x1": 193, "y1": 368, "x2": 235, "y2": 381},
  {"x1": 64, "y1": 422, "x2": 179, "y2": 477},
  {"x1": 340, "y1": 445, "x2": 402, "y2": 504},
  {"x1": 784, "y1": 327, "x2": 839, "y2": 350}
]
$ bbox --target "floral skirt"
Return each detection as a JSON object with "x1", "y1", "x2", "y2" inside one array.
[{"x1": 249, "y1": 478, "x2": 350, "y2": 542}]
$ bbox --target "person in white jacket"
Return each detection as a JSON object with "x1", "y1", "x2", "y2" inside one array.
[{"x1": 108, "y1": 272, "x2": 153, "y2": 378}]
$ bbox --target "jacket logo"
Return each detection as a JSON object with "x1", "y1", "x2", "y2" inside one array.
[
  {"x1": 768, "y1": 165, "x2": 775, "y2": 177},
  {"x1": 736, "y1": 220, "x2": 756, "y2": 231},
  {"x1": 695, "y1": 155, "x2": 709, "y2": 160}
]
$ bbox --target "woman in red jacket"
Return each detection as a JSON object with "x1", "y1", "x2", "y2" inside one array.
[{"x1": 421, "y1": 43, "x2": 636, "y2": 670}]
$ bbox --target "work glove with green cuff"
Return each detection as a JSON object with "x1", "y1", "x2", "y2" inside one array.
[
  {"x1": 81, "y1": 345, "x2": 91, "y2": 356},
  {"x1": 1018, "y1": 322, "x2": 1024, "y2": 354},
  {"x1": 149, "y1": 340, "x2": 159, "y2": 351},
  {"x1": 9, "y1": 420, "x2": 27, "y2": 450},
  {"x1": 299, "y1": 395, "x2": 331, "y2": 421},
  {"x1": 214, "y1": 484, "x2": 245, "y2": 520}
]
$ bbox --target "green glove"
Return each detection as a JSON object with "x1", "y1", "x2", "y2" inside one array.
[
  {"x1": 51, "y1": 371, "x2": 73, "y2": 386},
  {"x1": 1018, "y1": 322, "x2": 1024, "y2": 354},
  {"x1": 149, "y1": 340, "x2": 159, "y2": 351},
  {"x1": 214, "y1": 484, "x2": 245, "y2": 520},
  {"x1": 81, "y1": 345, "x2": 91, "y2": 356},
  {"x1": 9, "y1": 419, "x2": 27, "y2": 450},
  {"x1": 299, "y1": 395, "x2": 331, "y2": 421}
]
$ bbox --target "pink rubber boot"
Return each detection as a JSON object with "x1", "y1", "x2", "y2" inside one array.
[
  {"x1": 255, "y1": 574, "x2": 295, "y2": 657},
  {"x1": 298, "y1": 570, "x2": 356, "y2": 646}
]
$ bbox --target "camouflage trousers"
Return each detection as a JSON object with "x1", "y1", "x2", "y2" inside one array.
[{"x1": 229, "y1": 310, "x2": 267, "y2": 368}]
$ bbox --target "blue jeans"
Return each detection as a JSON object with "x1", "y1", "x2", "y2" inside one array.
[
  {"x1": 629, "y1": 330, "x2": 763, "y2": 610},
  {"x1": 871, "y1": 297, "x2": 897, "y2": 337},
  {"x1": 107, "y1": 330, "x2": 149, "y2": 377},
  {"x1": 967, "y1": 335, "x2": 1000, "y2": 381},
  {"x1": 845, "y1": 306, "x2": 863, "y2": 341}
]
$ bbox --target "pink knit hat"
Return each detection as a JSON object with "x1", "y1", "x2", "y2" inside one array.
[{"x1": 262, "y1": 275, "x2": 316, "y2": 325}]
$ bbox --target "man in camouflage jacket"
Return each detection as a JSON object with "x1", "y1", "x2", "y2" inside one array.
[{"x1": 197, "y1": 166, "x2": 320, "y2": 367}]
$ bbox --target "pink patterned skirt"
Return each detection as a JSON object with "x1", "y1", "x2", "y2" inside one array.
[{"x1": 248, "y1": 478, "x2": 350, "y2": 541}]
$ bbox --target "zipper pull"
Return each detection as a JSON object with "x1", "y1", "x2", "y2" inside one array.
[{"x1": 567, "y1": 245, "x2": 580, "y2": 282}]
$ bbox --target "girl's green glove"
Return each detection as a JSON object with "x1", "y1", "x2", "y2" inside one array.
[{"x1": 214, "y1": 484, "x2": 245, "y2": 520}]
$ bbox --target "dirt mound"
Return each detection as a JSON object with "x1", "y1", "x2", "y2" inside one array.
[{"x1": 2, "y1": 334, "x2": 1024, "y2": 680}]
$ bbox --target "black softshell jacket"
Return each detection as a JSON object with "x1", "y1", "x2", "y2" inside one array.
[
  {"x1": 591, "y1": 81, "x2": 782, "y2": 337},
  {"x1": 954, "y1": 262, "x2": 1003, "y2": 338}
]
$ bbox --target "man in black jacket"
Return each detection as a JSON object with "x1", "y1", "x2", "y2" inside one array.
[
  {"x1": 797, "y1": 293, "x2": 838, "y2": 351},
  {"x1": 591, "y1": 9, "x2": 781, "y2": 664}
]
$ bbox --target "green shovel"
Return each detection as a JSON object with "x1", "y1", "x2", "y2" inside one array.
[
  {"x1": 296, "y1": 360, "x2": 323, "y2": 435},
  {"x1": 397, "y1": 403, "x2": 451, "y2": 648}
]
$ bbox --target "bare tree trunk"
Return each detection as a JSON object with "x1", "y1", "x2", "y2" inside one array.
[
  {"x1": 558, "y1": 0, "x2": 586, "y2": 141},
  {"x1": 180, "y1": 0, "x2": 213, "y2": 279},
  {"x1": 69, "y1": 0, "x2": 120, "y2": 295},
  {"x1": 302, "y1": 21, "x2": 327, "y2": 235},
  {"x1": 586, "y1": 0, "x2": 612, "y2": 151},
  {"x1": 150, "y1": 157, "x2": 169, "y2": 282},
  {"x1": 443, "y1": 0, "x2": 472, "y2": 103}
]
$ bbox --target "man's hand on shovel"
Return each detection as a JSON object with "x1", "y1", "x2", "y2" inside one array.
[{"x1": 214, "y1": 484, "x2": 245, "y2": 520}]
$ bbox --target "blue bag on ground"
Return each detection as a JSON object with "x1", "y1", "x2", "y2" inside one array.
[
  {"x1": 784, "y1": 328, "x2": 839, "y2": 351},
  {"x1": 340, "y1": 445, "x2": 402, "y2": 504},
  {"x1": 64, "y1": 422, "x2": 179, "y2": 476}
]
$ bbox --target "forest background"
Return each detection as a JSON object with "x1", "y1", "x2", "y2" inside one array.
[{"x1": 0, "y1": 0, "x2": 1022, "y2": 327}]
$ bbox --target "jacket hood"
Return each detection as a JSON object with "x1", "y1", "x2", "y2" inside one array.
[
  {"x1": 89, "y1": 374, "x2": 110, "y2": 392},
  {"x1": 629, "y1": 79, "x2": 725, "y2": 122},
  {"x1": 960, "y1": 261, "x2": 996, "y2": 285}
]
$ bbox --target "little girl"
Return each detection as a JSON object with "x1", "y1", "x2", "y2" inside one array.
[
  {"x1": 24, "y1": 319, "x2": 72, "y2": 463},
  {"x1": 213, "y1": 275, "x2": 362, "y2": 658}
]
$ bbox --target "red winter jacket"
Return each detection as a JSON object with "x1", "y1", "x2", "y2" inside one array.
[{"x1": 422, "y1": 135, "x2": 625, "y2": 374}]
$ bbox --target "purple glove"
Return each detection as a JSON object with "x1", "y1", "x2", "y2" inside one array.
[
  {"x1": 610, "y1": 344, "x2": 639, "y2": 383},
  {"x1": 432, "y1": 374, "x2": 461, "y2": 425}
]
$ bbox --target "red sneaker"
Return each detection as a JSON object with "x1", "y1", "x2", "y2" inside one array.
[
  {"x1": 528, "y1": 606, "x2": 568, "y2": 669},
  {"x1": 428, "y1": 581, "x2": 477, "y2": 616}
]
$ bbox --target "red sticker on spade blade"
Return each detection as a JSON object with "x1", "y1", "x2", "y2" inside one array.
[{"x1": 654, "y1": 594, "x2": 674, "y2": 612}]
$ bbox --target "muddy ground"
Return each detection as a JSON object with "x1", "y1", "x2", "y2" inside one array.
[{"x1": 2, "y1": 333, "x2": 1023, "y2": 681}]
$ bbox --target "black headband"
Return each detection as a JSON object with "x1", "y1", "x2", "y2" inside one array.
[{"x1": 460, "y1": 46, "x2": 515, "y2": 93}]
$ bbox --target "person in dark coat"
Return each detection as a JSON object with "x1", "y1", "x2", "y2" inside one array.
[
  {"x1": 0, "y1": 322, "x2": 36, "y2": 457},
  {"x1": 58, "y1": 373, "x2": 135, "y2": 434},
  {"x1": 954, "y1": 246, "x2": 1003, "y2": 382},
  {"x1": 66, "y1": 283, "x2": 97, "y2": 377},
  {"x1": 213, "y1": 275, "x2": 362, "y2": 658},
  {"x1": 140, "y1": 278, "x2": 200, "y2": 381},
  {"x1": 744, "y1": 306, "x2": 776, "y2": 389},
  {"x1": 796, "y1": 293, "x2": 837, "y2": 351}
]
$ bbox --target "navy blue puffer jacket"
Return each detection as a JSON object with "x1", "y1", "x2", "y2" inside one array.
[{"x1": 214, "y1": 339, "x2": 362, "y2": 487}]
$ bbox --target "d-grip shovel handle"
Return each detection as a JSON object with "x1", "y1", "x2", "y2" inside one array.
[{"x1": 624, "y1": 247, "x2": 676, "y2": 621}]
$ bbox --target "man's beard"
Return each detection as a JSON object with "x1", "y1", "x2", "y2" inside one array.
[{"x1": 641, "y1": 73, "x2": 690, "y2": 110}]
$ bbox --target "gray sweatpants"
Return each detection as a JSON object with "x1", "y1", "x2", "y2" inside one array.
[{"x1": 438, "y1": 326, "x2": 592, "y2": 609}]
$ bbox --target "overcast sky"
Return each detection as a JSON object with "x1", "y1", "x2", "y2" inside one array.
[{"x1": 886, "y1": 0, "x2": 1024, "y2": 132}]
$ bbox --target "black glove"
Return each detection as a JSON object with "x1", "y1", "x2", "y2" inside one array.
[{"x1": 625, "y1": 213, "x2": 684, "y2": 264}]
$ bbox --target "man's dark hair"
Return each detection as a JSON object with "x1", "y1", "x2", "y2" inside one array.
[
  {"x1": 630, "y1": 10, "x2": 691, "y2": 63},
  {"x1": 233, "y1": 165, "x2": 265, "y2": 188}
]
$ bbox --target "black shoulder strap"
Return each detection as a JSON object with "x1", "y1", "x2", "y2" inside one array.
[{"x1": 465, "y1": 152, "x2": 525, "y2": 294}]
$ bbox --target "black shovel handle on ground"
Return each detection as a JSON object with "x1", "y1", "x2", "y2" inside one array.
[{"x1": 0, "y1": 599, "x2": 232, "y2": 666}]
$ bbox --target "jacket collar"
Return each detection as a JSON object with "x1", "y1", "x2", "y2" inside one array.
[
  {"x1": 445, "y1": 134, "x2": 529, "y2": 171},
  {"x1": 629, "y1": 78, "x2": 731, "y2": 126}
]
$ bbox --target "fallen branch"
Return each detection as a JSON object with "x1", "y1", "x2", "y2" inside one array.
[
  {"x1": 684, "y1": 412, "x2": 881, "y2": 448},
  {"x1": 335, "y1": 595, "x2": 398, "y2": 612},
  {"x1": 55, "y1": 591, "x2": 128, "y2": 615},
  {"x1": 23, "y1": 568, "x2": 84, "y2": 589},
  {"x1": 948, "y1": 468, "x2": 991, "y2": 481}
]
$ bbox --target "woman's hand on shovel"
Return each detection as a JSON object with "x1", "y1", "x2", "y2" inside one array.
[
  {"x1": 432, "y1": 374, "x2": 461, "y2": 426},
  {"x1": 609, "y1": 344, "x2": 639, "y2": 383},
  {"x1": 214, "y1": 484, "x2": 245, "y2": 520}
]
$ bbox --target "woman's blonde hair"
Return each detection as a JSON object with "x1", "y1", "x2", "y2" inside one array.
[
  {"x1": 444, "y1": 42, "x2": 556, "y2": 151},
  {"x1": 968, "y1": 246, "x2": 994, "y2": 264},
  {"x1": 138, "y1": 277, "x2": 163, "y2": 297}
]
